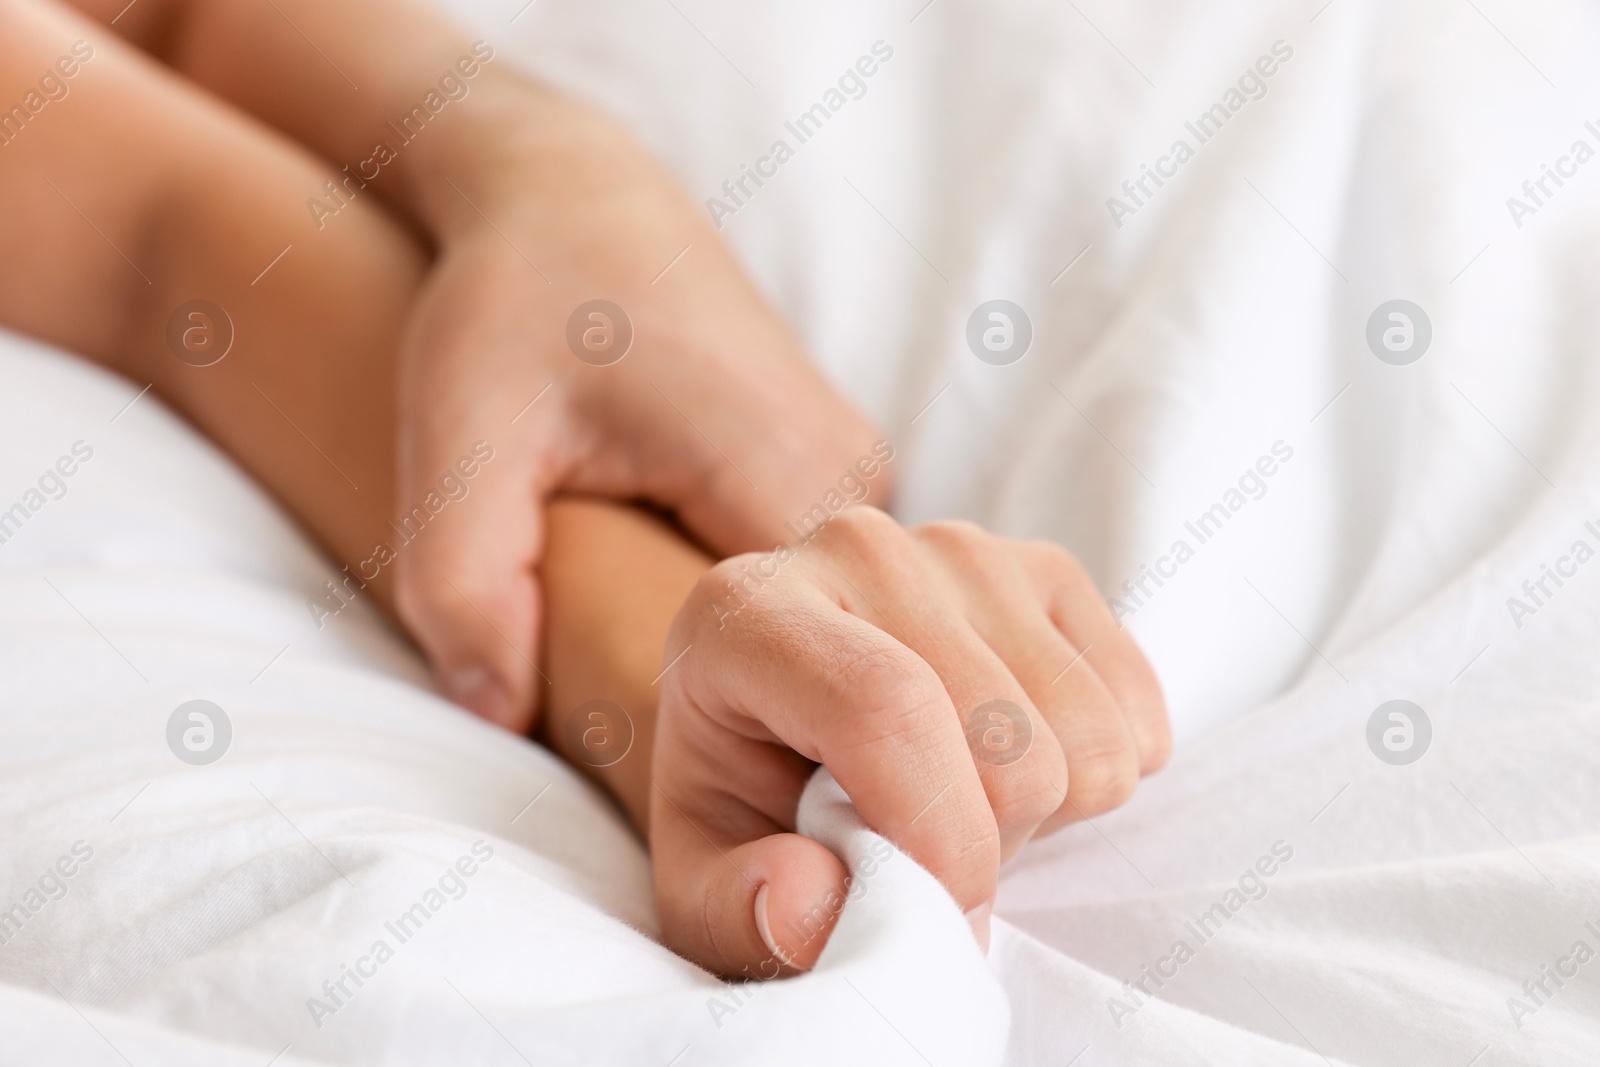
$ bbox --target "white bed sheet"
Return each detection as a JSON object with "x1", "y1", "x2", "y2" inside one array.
[{"x1": 4, "y1": 0, "x2": 1600, "y2": 1063}]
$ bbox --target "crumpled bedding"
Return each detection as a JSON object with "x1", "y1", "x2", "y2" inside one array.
[{"x1": 4, "y1": 0, "x2": 1600, "y2": 1063}]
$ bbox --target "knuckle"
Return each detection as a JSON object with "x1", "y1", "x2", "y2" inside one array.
[
  {"x1": 815, "y1": 505, "x2": 906, "y2": 566},
  {"x1": 826, "y1": 644, "x2": 946, "y2": 731},
  {"x1": 1066, "y1": 740, "x2": 1141, "y2": 816},
  {"x1": 1026, "y1": 539, "x2": 1093, "y2": 589},
  {"x1": 914, "y1": 518, "x2": 992, "y2": 550},
  {"x1": 1098, "y1": 653, "x2": 1171, "y2": 774},
  {"x1": 913, "y1": 520, "x2": 1005, "y2": 573},
  {"x1": 697, "y1": 553, "x2": 765, "y2": 598},
  {"x1": 831, "y1": 502, "x2": 896, "y2": 532},
  {"x1": 985, "y1": 746, "x2": 1070, "y2": 830},
  {"x1": 680, "y1": 552, "x2": 781, "y2": 635}
]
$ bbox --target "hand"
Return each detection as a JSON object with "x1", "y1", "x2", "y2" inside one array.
[
  {"x1": 62, "y1": 0, "x2": 886, "y2": 734},
  {"x1": 389, "y1": 84, "x2": 887, "y2": 732},
  {"x1": 649, "y1": 507, "x2": 1169, "y2": 977}
]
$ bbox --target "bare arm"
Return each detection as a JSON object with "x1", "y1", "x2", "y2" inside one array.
[
  {"x1": 1, "y1": 0, "x2": 1168, "y2": 985},
  {"x1": 538, "y1": 501, "x2": 708, "y2": 835},
  {"x1": 64, "y1": 0, "x2": 546, "y2": 244},
  {"x1": 0, "y1": 0, "x2": 418, "y2": 596},
  {"x1": 61, "y1": 0, "x2": 894, "y2": 734},
  {"x1": 0, "y1": 0, "x2": 694, "y2": 835}
]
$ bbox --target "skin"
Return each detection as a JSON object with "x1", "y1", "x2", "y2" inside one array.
[
  {"x1": 59, "y1": 0, "x2": 893, "y2": 732},
  {"x1": 0, "y1": 0, "x2": 1170, "y2": 981},
  {"x1": 650, "y1": 510, "x2": 1169, "y2": 973},
  {"x1": 0, "y1": 0, "x2": 415, "y2": 575}
]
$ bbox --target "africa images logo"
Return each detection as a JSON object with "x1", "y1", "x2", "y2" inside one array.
[
  {"x1": 1106, "y1": 41, "x2": 1294, "y2": 228},
  {"x1": 704, "y1": 41, "x2": 895, "y2": 228}
]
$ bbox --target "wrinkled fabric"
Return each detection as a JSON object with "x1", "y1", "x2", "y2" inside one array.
[{"x1": 4, "y1": 0, "x2": 1600, "y2": 1062}]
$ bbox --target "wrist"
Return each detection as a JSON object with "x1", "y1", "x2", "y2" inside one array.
[
  {"x1": 537, "y1": 499, "x2": 712, "y2": 837},
  {"x1": 403, "y1": 68, "x2": 636, "y2": 246}
]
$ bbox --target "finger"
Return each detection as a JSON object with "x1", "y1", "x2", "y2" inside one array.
[
  {"x1": 667, "y1": 565, "x2": 1002, "y2": 930},
  {"x1": 651, "y1": 747, "x2": 851, "y2": 976},
  {"x1": 1016, "y1": 541, "x2": 1172, "y2": 774},
  {"x1": 393, "y1": 441, "x2": 546, "y2": 731},
  {"x1": 909, "y1": 523, "x2": 1139, "y2": 833},
  {"x1": 392, "y1": 264, "x2": 563, "y2": 732},
  {"x1": 809, "y1": 510, "x2": 1068, "y2": 860}
]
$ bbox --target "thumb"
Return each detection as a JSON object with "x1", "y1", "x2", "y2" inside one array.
[{"x1": 653, "y1": 797, "x2": 850, "y2": 976}]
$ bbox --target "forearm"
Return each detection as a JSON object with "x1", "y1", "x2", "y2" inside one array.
[
  {"x1": 538, "y1": 500, "x2": 711, "y2": 835},
  {"x1": 65, "y1": 0, "x2": 605, "y2": 243},
  {"x1": 5, "y1": 6, "x2": 709, "y2": 828},
  {"x1": 0, "y1": 0, "x2": 420, "y2": 606}
]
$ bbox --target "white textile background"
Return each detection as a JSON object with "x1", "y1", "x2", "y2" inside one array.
[{"x1": 3, "y1": 0, "x2": 1600, "y2": 1063}]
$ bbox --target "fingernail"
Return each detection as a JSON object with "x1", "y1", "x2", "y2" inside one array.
[
  {"x1": 446, "y1": 666, "x2": 513, "y2": 724},
  {"x1": 754, "y1": 884, "x2": 794, "y2": 968},
  {"x1": 964, "y1": 901, "x2": 992, "y2": 955}
]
